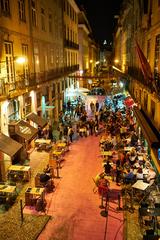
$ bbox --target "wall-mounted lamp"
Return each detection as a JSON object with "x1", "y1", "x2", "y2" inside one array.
[{"x1": 15, "y1": 56, "x2": 27, "y2": 64}]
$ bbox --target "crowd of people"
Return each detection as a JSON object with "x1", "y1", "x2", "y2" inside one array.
[{"x1": 95, "y1": 97, "x2": 157, "y2": 198}]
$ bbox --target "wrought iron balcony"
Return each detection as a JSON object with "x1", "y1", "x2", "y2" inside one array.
[
  {"x1": 0, "y1": 65, "x2": 79, "y2": 98},
  {"x1": 64, "y1": 39, "x2": 79, "y2": 49}
]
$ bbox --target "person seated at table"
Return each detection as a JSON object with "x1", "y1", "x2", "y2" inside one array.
[
  {"x1": 129, "y1": 148, "x2": 137, "y2": 164},
  {"x1": 133, "y1": 159, "x2": 140, "y2": 169},
  {"x1": 130, "y1": 132, "x2": 138, "y2": 146},
  {"x1": 97, "y1": 175, "x2": 110, "y2": 197},
  {"x1": 116, "y1": 159, "x2": 123, "y2": 186},
  {"x1": 94, "y1": 172, "x2": 105, "y2": 186},
  {"x1": 123, "y1": 167, "x2": 135, "y2": 184},
  {"x1": 136, "y1": 167, "x2": 143, "y2": 180},
  {"x1": 43, "y1": 164, "x2": 51, "y2": 175},
  {"x1": 146, "y1": 166, "x2": 156, "y2": 186},
  {"x1": 40, "y1": 173, "x2": 51, "y2": 184},
  {"x1": 123, "y1": 159, "x2": 131, "y2": 172},
  {"x1": 104, "y1": 161, "x2": 112, "y2": 175}
]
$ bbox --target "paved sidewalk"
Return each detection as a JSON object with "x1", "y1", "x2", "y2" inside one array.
[{"x1": 37, "y1": 135, "x2": 124, "y2": 240}]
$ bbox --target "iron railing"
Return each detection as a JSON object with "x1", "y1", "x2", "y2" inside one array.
[{"x1": 0, "y1": 65, "x2": 79, "y2": 98}]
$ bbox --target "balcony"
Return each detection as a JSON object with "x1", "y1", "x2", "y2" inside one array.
[
  {"x1": 64, "y1": 39, "x2": 79, "y2": 50},
  {"x1": 0, "y1": 65, "x2": 79, "y2": 99},
  {"x1": 128, "y1": 66, "x2": 155, "y2": 92}
]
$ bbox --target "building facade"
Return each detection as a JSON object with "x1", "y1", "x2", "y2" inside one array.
[
  {"x1": 0, "y1": 0, "x2": 82, "y2": 179},
  {"x1": 114, "y1": 0, "x2": 160, "y2": 173}
]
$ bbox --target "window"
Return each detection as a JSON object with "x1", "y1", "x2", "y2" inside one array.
[
  {"x1": 22, "y1": 44, "x2": 28, "y2": 84},
  {"x1": 143, "y1": 0, "x2": 148, "y2": 14},
  {"x1": 41, "y1": 7, "x2": 45, "y2": 31},
  {"x1": 151, "y1": 100, "x2": 155, "y2": 119},
  {"x1": 144, "y1": 92, "x2": 148, "y2": 110},
  {"x1": 0, "y1": 0, "x2": 10, "y2": 16},
  {"x1": 18, "y1": 0, "x2": 26, "y2": 22},
  {"x1": 49, "y1": 14, "x2": 52, "y2": 33},
  {"x1": 154, "y1": 34, "x2": 160, "y2": 82},
  {"x1": 147, "y1": 39, "x2": 151, "y2": 62},
  {"x1": 31, "y1": 0, "x2": 37, "y2": 27},
  {"x1": 4, "y1": 41, "x2": 15, "y2": 84}
]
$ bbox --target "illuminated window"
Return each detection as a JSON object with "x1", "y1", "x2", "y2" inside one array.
[
  {"x1": 4, "y1": 41, "x2": 15, "y2": 84},
  {"x1": 18, "y1": 0, "x2": 26, "y2": 22},
  {"x1": 0, "y1": 0, "x2": 10, "y2": 16}
]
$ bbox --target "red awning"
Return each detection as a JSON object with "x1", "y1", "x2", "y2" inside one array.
[{"x1": 124, "y1": 96, "x2": 135, "y2": 108}]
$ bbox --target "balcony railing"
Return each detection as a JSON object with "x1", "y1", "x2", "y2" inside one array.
[
  {"x1": 128, "y1": 66, "x2": 156, "y2": 93},
  {"x1": 0, "y1": 65, "x2": 79, "y2": 98},
  {"x1": 64, "y1": 39, "x2": 79, "y2": 50}
]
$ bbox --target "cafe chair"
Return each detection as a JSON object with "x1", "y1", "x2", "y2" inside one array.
[
  {"x1": 92, "y1": 178, "x2": 98, "y2": 193},
  {"x1": 35, "y1": 197, "x2": 46, "y2": 212}
]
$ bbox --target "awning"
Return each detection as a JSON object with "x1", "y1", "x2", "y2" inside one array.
[
  {"x1": 124, "y1": 96, "x2": 135, "y2": 108},
  {"x1": 0, "y1": 133, "x2": 22, "y2": 157},
  {"x1": 26, "y1": 113, "x2": 47, "y2": 128},
  {"x1": 15, "y1": 120, "x2": 38, "y2": 141},
  {"x1": 133, "y1": 106, "x2": 160, "y2": 148}
]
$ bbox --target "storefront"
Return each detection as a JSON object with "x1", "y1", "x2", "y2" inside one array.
[
  {"x1": 7, "y1": 99, "x2": 20, "y2": 122},
  {"x1": 8, "y1": 120, "x2": 38, "y2": 152},
  {"x1": 26, "y1": 112, "x2": 47, "y2": 129},
  {"x1": 0, "y1": 133, "x2": 22, "y2": 180}
]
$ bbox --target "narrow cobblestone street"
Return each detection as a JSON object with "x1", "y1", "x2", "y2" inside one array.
[{"x1": 37, "y1": 135, "x2": 124, "y2": 240}]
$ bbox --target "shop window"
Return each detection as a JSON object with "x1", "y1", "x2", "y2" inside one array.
[
  {"x1": 24, "y1": 96, "x2": 31, "y2": 116},
  {"x1": 37, "y1": 92, "x2": 41, "y2": 108},
  {"x1": 151, "y1": 100, "x2": 155, "y2": 119},
  {"x1": 8, "y1": 100, "x2": 20, "y2": 122}
]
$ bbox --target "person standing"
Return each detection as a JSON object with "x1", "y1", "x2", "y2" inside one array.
[
  {"x1": 95, "y1": 100, "x2": 99, "y2": 111},
  {"x1": 89, "y1": 119, "x2": 95, "y2": 135},
  {"x1": 90, "y1": 101, "x2": 95, "y2": 113},
  {"x1": 68, "y1": 126, "x2": 74, "y2": 143}
]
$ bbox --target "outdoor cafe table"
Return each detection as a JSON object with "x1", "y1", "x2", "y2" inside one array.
[
  {"x1": 0, "y1": 184, "x2": 17, "y2": 205},
  {"x1": 35, "y1": 139, "x2": 51, "y2": 145},
  {"x1": 25, "y1": 187, "x2": 45, "y2": 206},
  {"x1": 8, "y1": 165, "x2": 31, "y2": 181},
  {"x1": 101, "y1": 151, "x2": 114, "y2": 157},
  {"x1": 0, "y1": 184, "x2": 16, "y2": 194},
  {"x1": 56, "y1": 142, "x2": 68, "y2": 152},
  {"x1": 56, "y1": 142, "x2": 66, "y2": 148},
  {"x1": 124, "y1": 147, "x2": 133, "y2": 152}
]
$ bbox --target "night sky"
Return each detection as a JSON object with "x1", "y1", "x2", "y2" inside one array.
[{"x1": 75, "y1": 0, "x2": 123, "y2": 45}]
